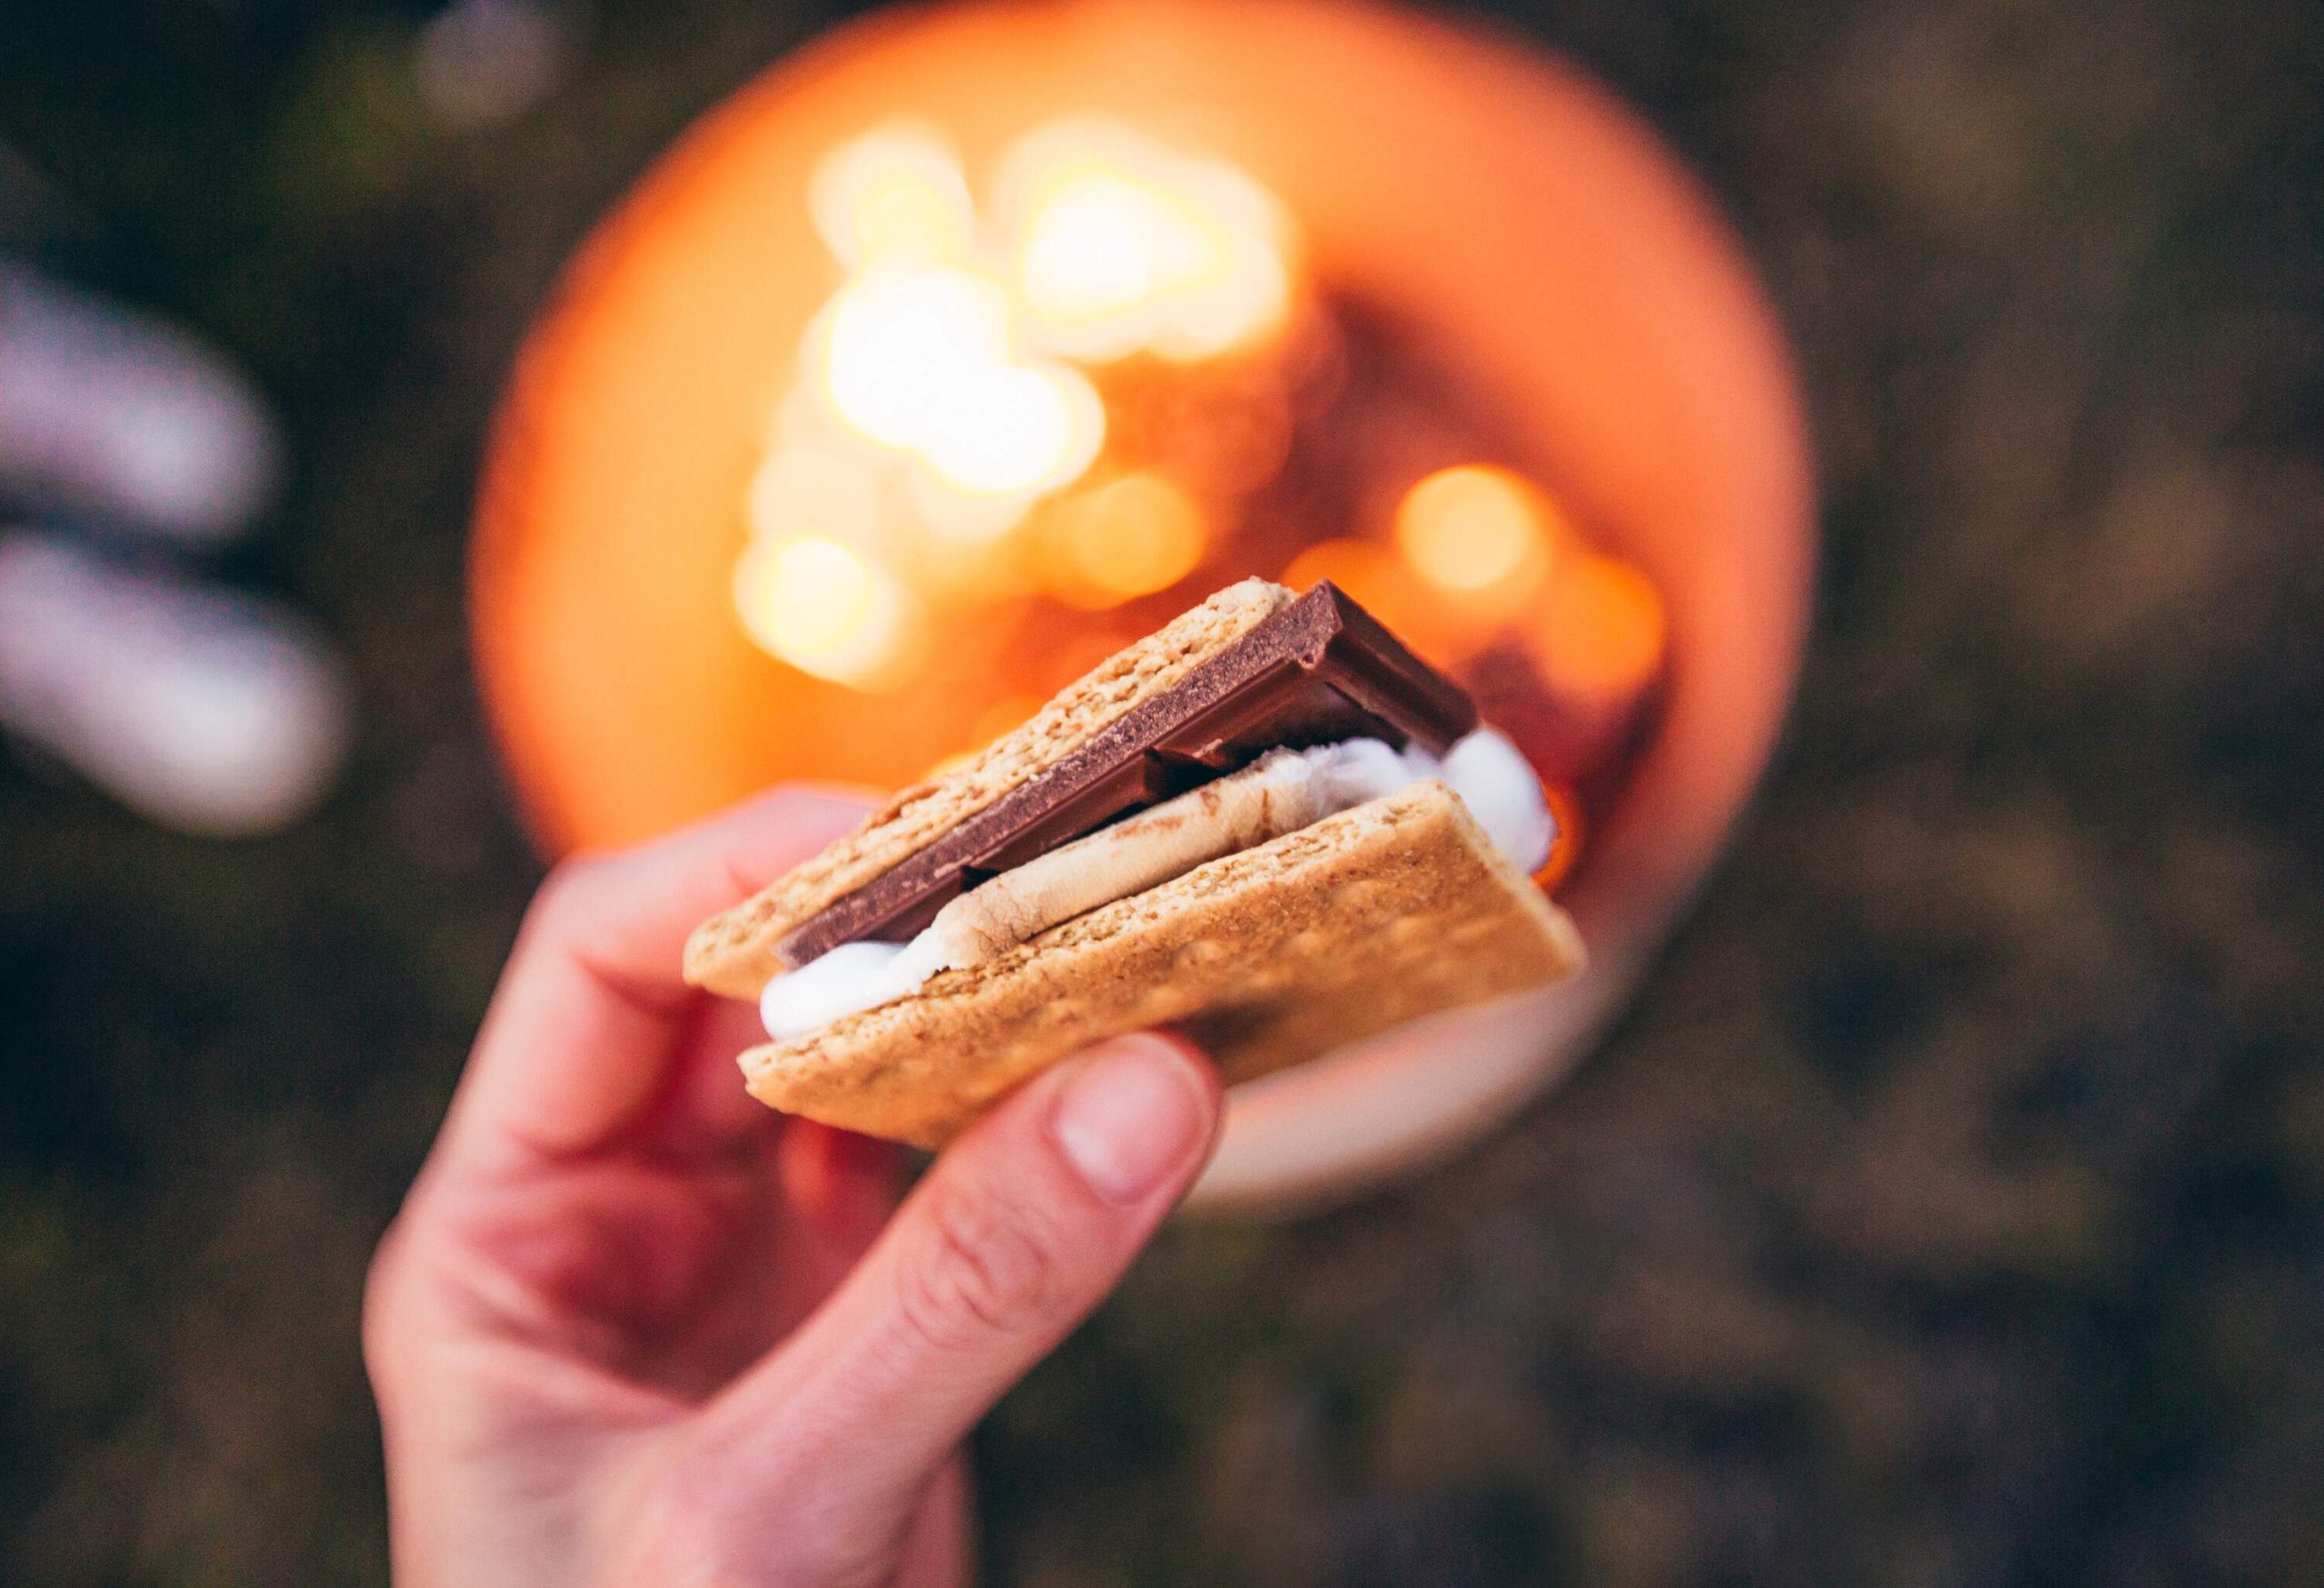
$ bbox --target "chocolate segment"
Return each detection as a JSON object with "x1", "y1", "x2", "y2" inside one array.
[{"x1": 777, "y1": 582, "x2": 1477, "y2": 962}]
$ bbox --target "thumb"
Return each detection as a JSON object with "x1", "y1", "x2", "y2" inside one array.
[{"x1": 688, "y1": 1033, "x2": 1219, "y2": 1558}]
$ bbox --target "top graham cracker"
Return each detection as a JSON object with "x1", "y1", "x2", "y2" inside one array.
[{"x1": 684, "y1": 577, "x2": 1295, "y2": 1000}]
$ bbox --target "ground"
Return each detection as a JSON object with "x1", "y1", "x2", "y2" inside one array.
[{"x1": 2, "y1": 0, "x2": 2320, "y2": 1583}]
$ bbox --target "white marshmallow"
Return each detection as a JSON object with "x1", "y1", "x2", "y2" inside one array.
[
  {"x1": 760, "y1": 934, "x2": 949, "y2": 1039},
  {"x1": 1309, "y1": 736, "x2": 1414, "y2": 807},
  {"x1": 1440, "y1": 725, "x2": 1555, "y2": 874}
]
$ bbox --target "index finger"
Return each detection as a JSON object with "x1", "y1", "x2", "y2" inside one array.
[{"x1": 436, "y1": 786, "x2": 872, "y2": 1177}]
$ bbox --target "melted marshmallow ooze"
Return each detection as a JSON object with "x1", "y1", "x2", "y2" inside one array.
[{"x1": 762, "y1": 726, "x2": 1553, "y2": 1041}]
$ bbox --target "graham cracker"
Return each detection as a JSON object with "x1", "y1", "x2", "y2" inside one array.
[
  {"x1": 684, "y1": 577, "x2": 1294, "y2": 1000},
  {"x1": 734, "y1": 780, "x2": 1585, "y2": 1149}
]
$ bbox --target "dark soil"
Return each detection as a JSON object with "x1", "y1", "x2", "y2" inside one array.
[{"x1": 3, "y1": 1, "x2": 2319, "y2": 1583}]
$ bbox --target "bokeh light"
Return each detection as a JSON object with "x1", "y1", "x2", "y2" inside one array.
[
  {"x1": 745, "y1": 441, "x2": 883, "y2": 547},
  {"x1": 818, "y1": 264, "x2": 1014, "y2": 451},
  {"x1": 1393, "y1": 464, "x2": 1556, "y2": 612},
  {"x1": 733, "y1": 534, "x2": 921, "y2": 688},
  {"x1": 1045, "y1": 472, "x2": 1209, "y2": 607},
  {"x1": 1531, "y1": 783, "x2": 1584, "y2": 893},
  {"x1": 809, "y1": 120, "x2": 976, "y2": 267},
  {"x1": 999, "y1": 118, "x2": 1294, "y2": 363},
  {"x1": 1531, "y1": 552, "x2": 1667, "y2": 700},
  {"x1": 913, "y1": 359, "x2": 1103, "y2": 499},
  {"x1": 741, "y1": 117, "x2": 1305, "y2": 686}
]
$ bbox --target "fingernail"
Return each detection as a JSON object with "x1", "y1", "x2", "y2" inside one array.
[{"x1": 1049, "y1": 1036, "x2": 1212, "y2": 1204}]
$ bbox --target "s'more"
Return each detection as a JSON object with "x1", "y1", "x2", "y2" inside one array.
[{"x1": 684, "y1": 578, "x2": 1586, "y2": 1148}]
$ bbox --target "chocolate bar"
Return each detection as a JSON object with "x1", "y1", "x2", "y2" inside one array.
[{"x1": 777, "y1": 581, "x2": 1476, "y2": 962}]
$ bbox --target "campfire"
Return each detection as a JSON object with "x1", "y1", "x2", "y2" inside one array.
[
  {"x1": 725, "y1": 113, "x2": 1664, "y2": 887},
  {"x1": 470, "y1": 0, "x2": 1812, "y2": 1208}
]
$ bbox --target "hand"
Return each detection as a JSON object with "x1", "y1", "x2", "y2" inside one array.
[{"x1": 363, "y1": 789, "x2": 1224, "y2": 1586}]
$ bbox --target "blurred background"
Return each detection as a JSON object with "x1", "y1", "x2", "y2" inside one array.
[{"x1": 3, "y1": 0, "x2": 2320, "y2": 1583}]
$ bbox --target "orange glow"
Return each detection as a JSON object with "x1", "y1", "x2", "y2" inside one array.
[
  {"x1": 734, "y1": 535, "x2": 921, "y2": 688},
  {"x1": 1533, "y1": 552, "x2": 1668, "y2": 700},
  {"x1": 810, "y1": 261, "x2": 1102, "y2": 508},
  {"x1": 1393, "y1": 464, "x2": 1556, "y2": 615},
  {"x1": 1532, "y1": 783, "x2": 1585, "y2": 893},
  {"x1": 901, "y1": 468, "x2": 1037, "y2": 557},
  {"x1": 809, "y1": 121, "x2": 976, "y2": 266},
  {"x1": 1045, "y1": 472, "x2": 1208, "y2": 607},
  {"x1": 745, "y1": 441, "x2": 883, "y2": 547},
  {"x1": 926, "y1": 689, "x2": 1045, "y2": 775},
  {"x1": 968, "y1": 691, "x2": 1043, "y2": 746},
  {"x1": 998, "y1": 119, "x2": 1295, "y2": 363},
  {"x1": 742, "y1": 116, "x2": 1296, "y2": 686},
  {"x1": 816, "y1": 264, "x2": 1012, "y2": 449},
  {"x1": 914, "y1": 359, "x2": 1103, "y2": 499},
  {"x1": 1282, "y1": 538, "x2": 1481, "y2": 663},
  {"x1": 470, "y1": 0, "x2": 1808, "y2": 855},
  {"x1": 1284, "y1": 538, "x2": 1410, "y2": 619}
]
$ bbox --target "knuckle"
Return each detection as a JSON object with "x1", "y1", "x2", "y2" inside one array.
[
  {"x1": 359, "y1": 1215, "x2": 419, "y2": 1389},
  {"x1": 515, "y1": 853, "x2": 634, "y2": 970},
  {"x1": 895, "y1": 1179, "x2": 1068, "y2": 1352},
  {"x1": 526, "y1": 853, "x2": 609, "y2": 931}
]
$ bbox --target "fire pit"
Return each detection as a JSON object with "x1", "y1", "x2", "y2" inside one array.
[{"x1": 471, "y1": 0, "x2": 1813, "y2": 1211}]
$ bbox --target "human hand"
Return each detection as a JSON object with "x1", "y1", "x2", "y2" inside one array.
[{"x1": 363, "y1": 789, "x2": 1224, "y2": 1586}]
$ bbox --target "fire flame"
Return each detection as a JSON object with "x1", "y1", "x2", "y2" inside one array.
[
  {"x1": 735, "y1": 117, "x2": 1298, "y2": 687},
  {"x1": 808, "y1": 121, "x2": 975, "y2": 268},
  {"x1": 1394, "y1": 465, "x2": 1558, "y2": 614},
  {"x1": 815, "y1": 264, "x2": 1104, "y2": 500},
  {"x1": 1531, "y1": 551, "x2": 1667, "y2": 699},
  {"x1": 733, "y1": 534, "x2": 921, "y2": 688},
  {"x1": 1044, "y1": 472, "x2": 1209, "y2": 608},
  {"x1": 999, "y1": 119, "x2": 1295, "y2": 363},
  {"x1": 1289, "y1": 471, "x2": 1665, "y2": 716},
  {"x1": 732, "y1": 109, "x2": 1663, "y2": 808}
]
